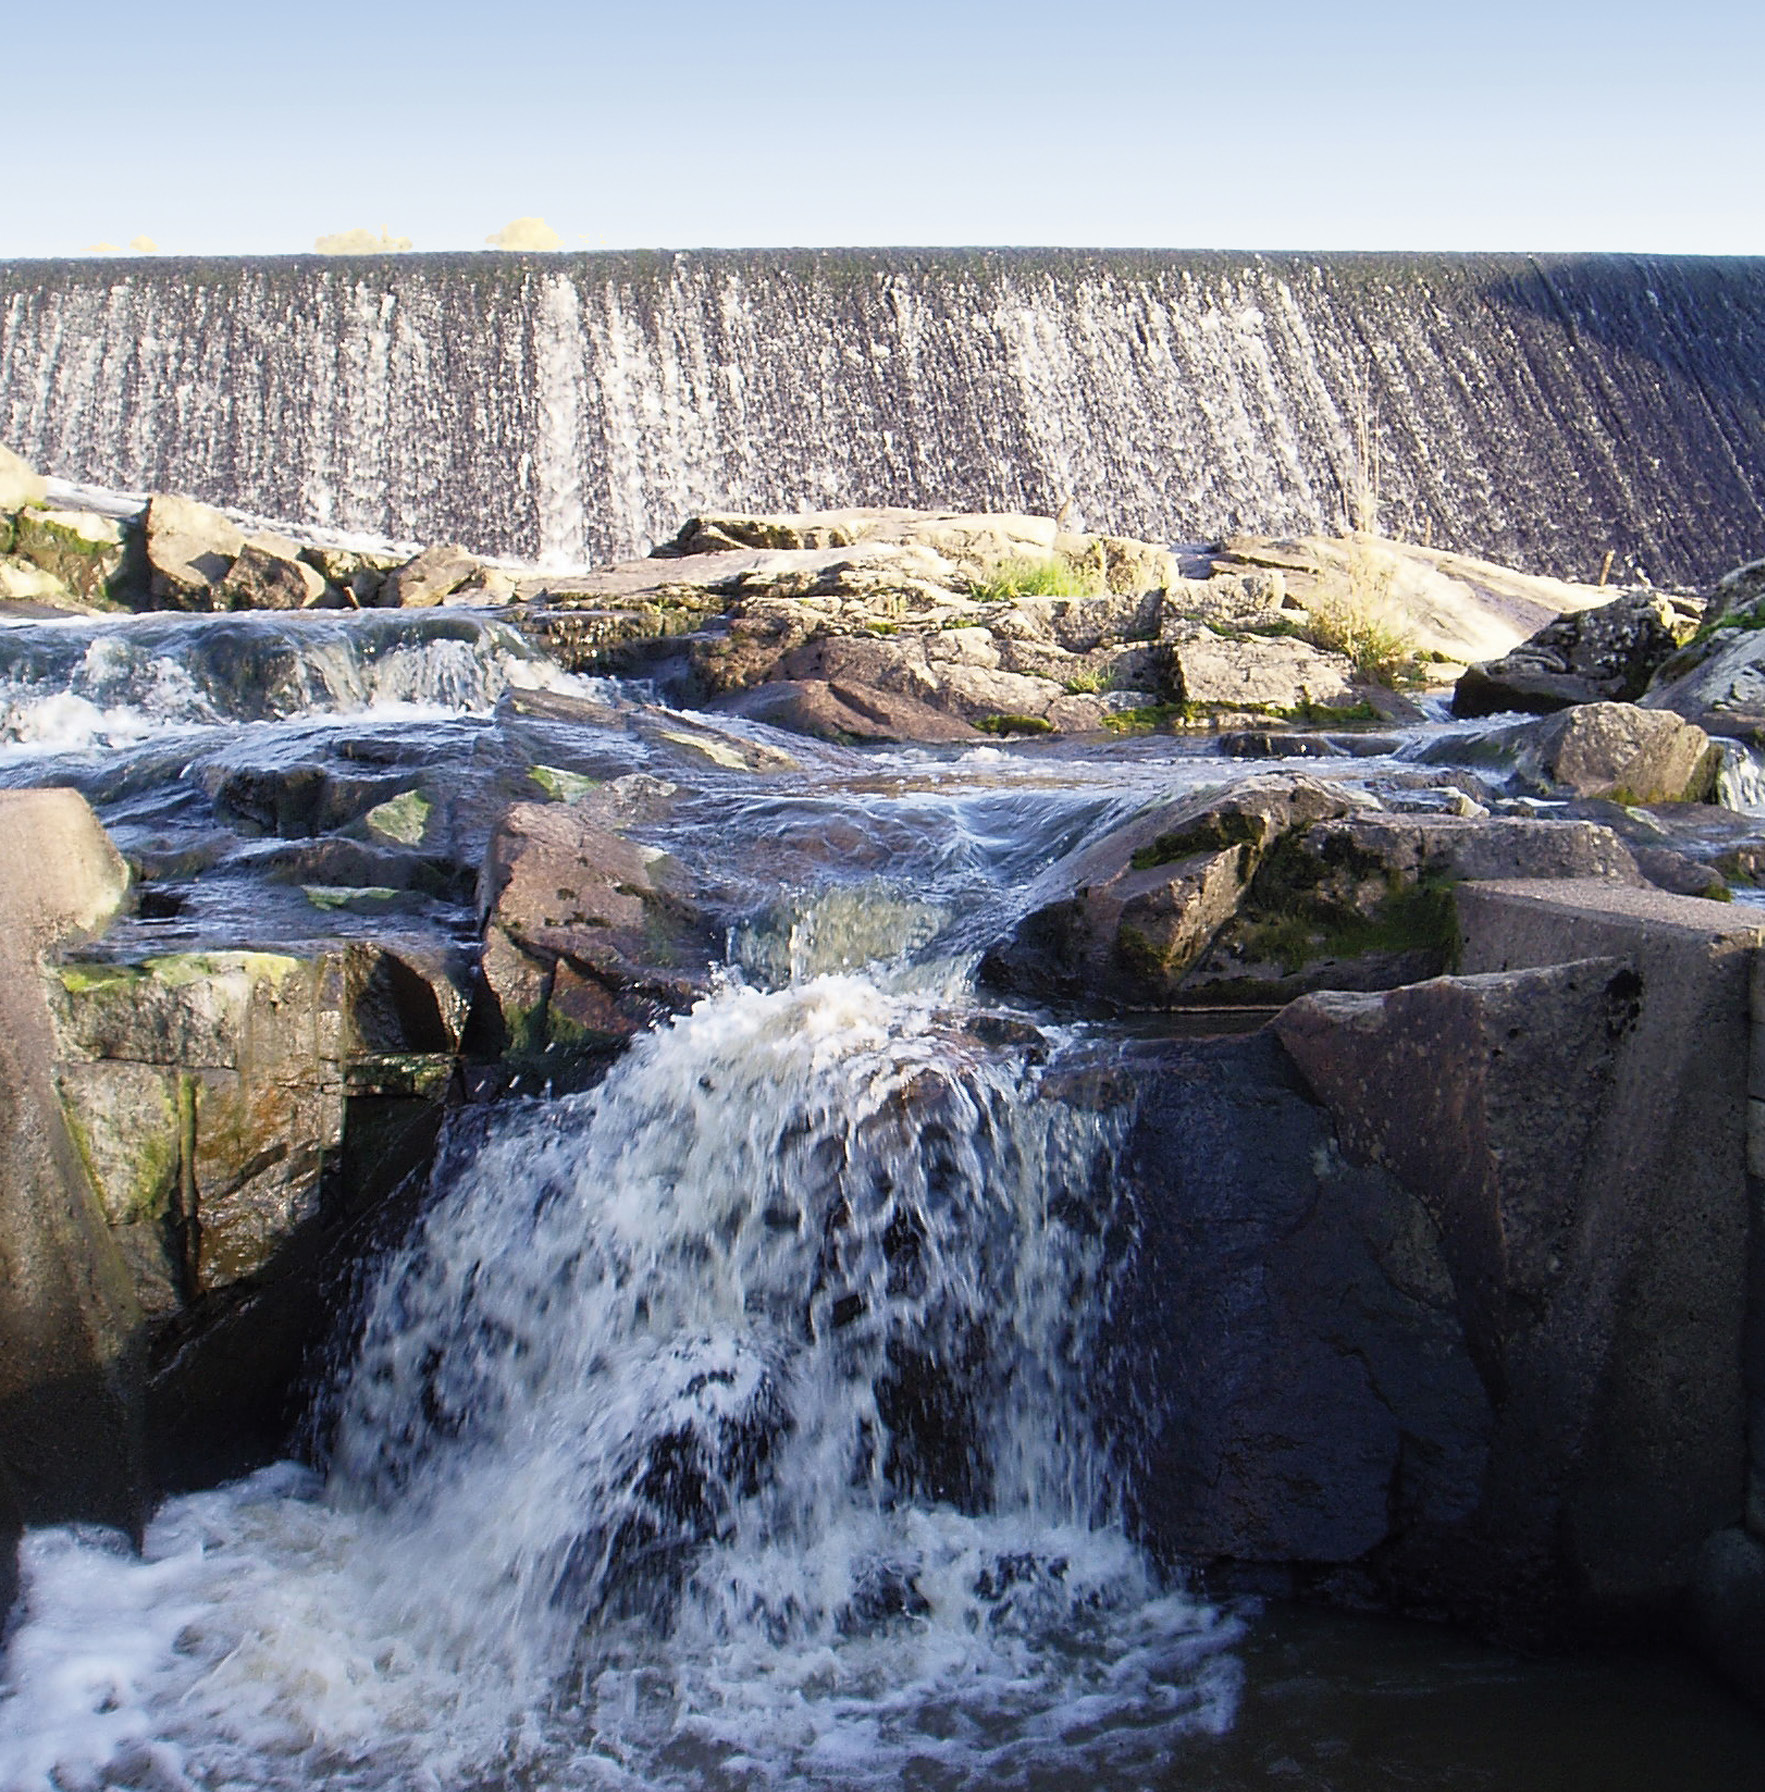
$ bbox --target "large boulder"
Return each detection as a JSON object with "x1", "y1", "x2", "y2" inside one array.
[
  {"x1": 479, "y1": 802, "x2": 718, "y2": 1068},
  {"x1": 712, "y1": 678, "x2": 981, "y2": 743},
  {"x1": 1480, "y1": 703, "x2": 1720, "y2": 802},
  {"x1": 1102, "y1": 1033, "x2": 1491, "y2": 1572},
  {"x1": 144, "y1": 493, "x2": 245, "y2": 608},
  {"x1": 1453, "y1": 590, "x2": 1702, "y2": 717},
  {"x1": 1643, "y1": 625, "x2": 1765, "y2": 722},
  {"x1": 1182, "y1": 813, "x2": 1644, "y2": 1004},
  {"x1": 1355, "y1": 880, "x2": 1762, "y2": 1629},
  {"x1": 0, "y1": 791, "x2": 142, "y2": 1545},
  {"x1": 982, "y1": 779, "x2": 1643, "y2": 1010},
  {"x1": 980, "y1": 776, "x2": 1363, "y2": 1005},
  {"x1": 1163, "y1": 619, "x2": 1361, "y2": 715},
  {"x1": 1263, "y1": 882, "x2": 1764, "y2": 1642},
  {"x1": 45, "y1": 938, "x2": 466, "y2": 1485},
  {"x1": 1213, "y1": 534, "x2": 1614, "y2": 668}
]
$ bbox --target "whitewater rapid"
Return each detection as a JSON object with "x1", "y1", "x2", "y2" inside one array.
[{"x1": 0, "y1": 975, "x2": 1242, "y2": 1791}]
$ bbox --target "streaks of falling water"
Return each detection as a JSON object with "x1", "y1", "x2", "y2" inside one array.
[
  {"x1": 0, "y1": 976, "x2": 1241, "y2": 1791},
  {"x1": 4, "y1": 251, "x2": 1765, "y2": 582}
]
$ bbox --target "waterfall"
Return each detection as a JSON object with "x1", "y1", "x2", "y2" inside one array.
[
  {"x1": 0, "y1": 976, "x2": 1241, "y2": 1790},
  {"x1": 4, "y1": 251, "x2": 1763, "y2": 582}
]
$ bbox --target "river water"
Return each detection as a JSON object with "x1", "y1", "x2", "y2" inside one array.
[{"x1": 1, "y1": 609, "x2": 1763, "y2": 1790}]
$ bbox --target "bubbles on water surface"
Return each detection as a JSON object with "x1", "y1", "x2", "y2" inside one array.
[
  {"x1": 0, "y1": 612, "x2": 595, "y2": 753},
  {"x1": 0, "y1": 976, "x2": 1242, "y2": 1791}
]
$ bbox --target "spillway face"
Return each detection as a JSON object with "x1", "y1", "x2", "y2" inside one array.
[
  {"x1": 0, "y1": 977, "x2": 1243, "y2": 1788},
  {"x1": 4, "y1": 250, "x2": 1764, "y2": 583}
]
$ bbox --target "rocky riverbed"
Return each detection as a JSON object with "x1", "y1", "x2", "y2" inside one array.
[{"x1": 5, "y1": 444, "x2": 1765, "y2": 1784}]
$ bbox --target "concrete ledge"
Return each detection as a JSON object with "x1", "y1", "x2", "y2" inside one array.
[{"x1": 1454, "y1": 878, "x2": 1760, "y2": 1610}]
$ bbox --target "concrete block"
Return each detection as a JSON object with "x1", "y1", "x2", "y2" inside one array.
[{"x1": 1451, "y1": 879, "x2": 1760, "y2": 1606}]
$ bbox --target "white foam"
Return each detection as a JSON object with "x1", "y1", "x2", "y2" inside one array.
[{"x1": 0, "y1": 978, "x2": 1243, "y2": 1789}]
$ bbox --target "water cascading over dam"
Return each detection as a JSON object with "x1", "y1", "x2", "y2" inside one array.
[{"x1": 3, "y1": 250, "x2": 1763, "y2": 584}]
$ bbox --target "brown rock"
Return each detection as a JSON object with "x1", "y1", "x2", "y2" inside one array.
[
  {"x1": 1506, "y1": 702, "x2": 1719, "y2": 802},
  {"x1": 712, "y1": 678, "x2": 980, "y2": 743},
  {"x1": 479, "y1": 803, "x2": 717, "y2": 1057},
  {"x1": 0, "y1": 791, "x2": 143, "y2": 1538},
  {"x1": 384, "y1": 543, "x2": 481, "y2": 607},
  {"x1": 217, "y1": 533, "x2": 328, "y2": 610},
  {"x1": 980, "y1": 775, "x2": 1362, "y2": 1005},
  {"x1": 1164, "y1": 620, "x2": 1361, "y2": 713}
]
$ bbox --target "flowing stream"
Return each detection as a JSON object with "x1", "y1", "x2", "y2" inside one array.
[{"x1": 3, "y1": 610, "x2": 1765, "y2": 1788}]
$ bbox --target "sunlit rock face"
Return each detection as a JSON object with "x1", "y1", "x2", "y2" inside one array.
[{"x1": 3, "y1": 250, "x2": 1763, "y2": 581}]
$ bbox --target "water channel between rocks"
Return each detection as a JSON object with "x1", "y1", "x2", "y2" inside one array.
[{"x1": 2, "y1": 611, "x2": 1764, "y2": 1790}]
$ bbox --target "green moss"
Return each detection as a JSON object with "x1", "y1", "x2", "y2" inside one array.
[
  {"x1": 528, "y1": 764, "x2": 602, "y2": 802},
  {"x1": 1130, "y1": 810, "x2": 1264, "y2": 870},
  {"x1": 1692, "y1": 599, "x2": 1765, "y2": 645},
  {"x1": 365, "y1": 788, "x2": 433, "y2": 845},
  {"x1": 975, "y1": 713, "x2": 1053, "y2": 736},
  {"x1": 1102, "y1": 703, "x2": 1191, "y2": 733},
  {"x1": 1275, "y1": 697, "x2": 1383, "y2": 724},
  {"x1": 53, "y1": 950, "x2": 303, "y2": 996},
  {"x1": 1232, "y1": 826, "x2": 1461, "y2": 975},
  {"x1": 862, "y1": 620, "x2": 899, "y2": 636},
  {"x1": 303, "y1": 885, "x2": 402, "y2": 911},
  {"x1": 1063, "y1": 667, "x2": 1115, "y2": 695}
]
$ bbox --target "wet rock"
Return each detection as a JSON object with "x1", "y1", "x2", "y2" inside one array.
[
  {"x1": 217, "y1": 533, "x2": 329, "y2": 610},
  {"x1": 0, "y1": 791, "x2": 143, "y2": 1540},
  {"x1": 1275, "y1": 962, "x2": 1635, "y2": 1402},
  {"x1": 713, "y1": 678, "x2": 980, "y2": 743},
  {"x1": 144, "y1": 493, "x2": 245, "y2": 608},
  {"x1": 1109, "y1": 1032, "x2": 1491, "y2": 1570},
  {"x1": 1450, "y1": 881, "x2": 1759, "y2": 1618},
  {"x1": 1643, "y1": 625, "x2": 1765, "y2": 721},
  {"x1": 1491, "y1": 703, "x2": 1720, "y2": 802},
  {"x1": 479, "y1": 803, "x2": 718, "y2": 1064},
  {"x1": 9, "y1": 507, "x2": 136, "y2": 608},
  {"x1": 981, "y1": 776, "x2": 1363, "y2": 1006},
  {"x1": 384, "y1": 542, "x2": 482, "y2": 607},
  {"x1": 1453, "y1": 590, "x2": 1703, "y2": 717},
  {"x1": 0, "y1": 442, "x2": 48, "y2": 513},
  {"x1": 1184, "y1": 813, "x2": 1641, "y2": 1004},
  {"x1": 1239, "y1": 880, "x2": 1765, "y2": 1636},
  {"x1": 986, "y1": 778, "x2": 1649, "y2": 1012},
  {"x1": 47, "y1": 943, "x2": 465, "y2": 1307}
]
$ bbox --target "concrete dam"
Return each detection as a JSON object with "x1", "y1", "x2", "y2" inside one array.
[{"x1": 2, "y1": 249, "x2": 1762, "y2": 582}]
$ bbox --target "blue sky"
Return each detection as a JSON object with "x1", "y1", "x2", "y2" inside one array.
[{"x1": 9, "y1": 0, "x2": 1762, "y2": 257}]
